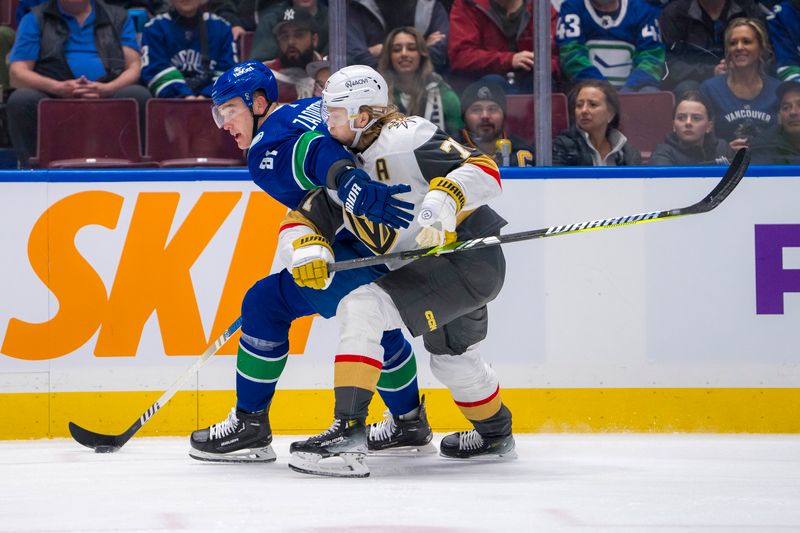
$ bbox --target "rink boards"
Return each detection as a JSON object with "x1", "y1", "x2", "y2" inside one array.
[{"x1": 0, "y1": 166, "x2": 798, "y2": 438}]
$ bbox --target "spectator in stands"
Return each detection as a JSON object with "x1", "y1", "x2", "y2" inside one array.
[
  {"x1": 750, "y1": 80, "x2": 800, "y2": 163},
  {"x1": 347, "y1": 0, "x2": 450, "y2": 72},
  {"x1": 306, "y1": 58, "x2": 329, "y2": 97},
  {"x1": 16, "y1": 0, "x2": 168, "y2": 24},
  {"x1": 557, "y1": 0, "x2": 664, "y2": 92},
  {"x1": 0, "y1": 26, "x2": 14, "y2": 91},
  {"x1": 448, "y1": 0, "x2": 558, "y2": 93},
  {"x1": 264, "y1": 7, "x2": 323, "y2": 101},
  {"x1": 7, "y1": 0, "x2": 150, "y2": 167},
  {"x1": 454, "y1": 80, "x2": 534, "y2": 166},
  {"x1": 553, "y1": 79, "x2": 642, "y2": 166},
  {"x1": 378, "y1": 26, "x2": 462, "y2": 135},
  {"x1": 650, "y1": 90, "x2": 733, "y2": 164},
  {"x1": 699, "y1": 17, "x2": 779, "y2": 150},
  {"x1": 250, "y1": 0, "x2": 327, "y2": 61},
  {"x1": 768, "y1": 0, "x2": 800, "y2": 81},
  {"x1": 207, "y1": 0, "x2": 245, "y2": 39},
  {"x1": 659, "y1": 0, "x2": 764, "y2": 93},
  {"x1": 141, "y1": 0, "x2": 237, "y2": 98}
]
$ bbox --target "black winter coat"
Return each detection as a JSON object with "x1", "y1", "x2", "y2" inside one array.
[
  {"x1": 649, "y1": 132, "x2": 734, "y2": 165},
  {"x1": 552, "y1": 126, "x2": 642, "y2": 166}
]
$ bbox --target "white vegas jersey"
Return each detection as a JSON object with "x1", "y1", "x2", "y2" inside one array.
[{"x1": 331, "y1": 115, "x2": 502, "y2": 270}]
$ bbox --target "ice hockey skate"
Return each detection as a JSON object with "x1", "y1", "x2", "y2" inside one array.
[
  {"x1": 439, "y1": 429, "x2": 517, "y2": 460},
  {"x1": 288, "y1": 418, "x2": 369, "y2": 478},
  {"x1": 189, "y1": 407, "x2": 276, "y2": 463},
  {"x1": 367, "y1": 395, "x2": 436, "y2": 456}
]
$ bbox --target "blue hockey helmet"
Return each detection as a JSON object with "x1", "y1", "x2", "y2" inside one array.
[{"x1": 211, "y1": 61, "x2": 279, "y2": 110}]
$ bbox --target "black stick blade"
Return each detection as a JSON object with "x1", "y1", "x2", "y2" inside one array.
[
  {"x1": 68, "y1": 421, "x2": 125, "y2": 453},
  {"x1": 682, "y1": 148, "x2": 749, "y2": 215}
]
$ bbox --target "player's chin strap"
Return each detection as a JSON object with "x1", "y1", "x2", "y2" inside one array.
[
  {"x1": 251, "y1": 100, "x2": 272, "y2": 143},
  {"x1": 348, "y1": 116, "x2": 378, "y2": 148}
]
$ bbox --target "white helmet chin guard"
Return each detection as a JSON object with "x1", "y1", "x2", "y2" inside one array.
[{"x1": 322, "y1": 65, "x2": 389, "y2": 147}]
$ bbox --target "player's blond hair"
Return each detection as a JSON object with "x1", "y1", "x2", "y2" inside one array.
[{"x1": 355, "y1": 104, "x2": 405, "y2": 150}]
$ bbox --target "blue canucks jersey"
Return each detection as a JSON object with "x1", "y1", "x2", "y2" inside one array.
[
  {"x1": 141, "y1": 12, "x2": 237, "y2": 97},
  {"x1": 247, "y1": 97, "x2": 354, "y2": 209},
  {"x1": 768, "y1": 1, "x2": 800, "y2": 81},
  {"x1": 557, "y1": 0, "x2": 665, "y2": 89}
]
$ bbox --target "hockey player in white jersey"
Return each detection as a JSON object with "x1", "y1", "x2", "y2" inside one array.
[{"x1": 281, "y1": 65, "x2": 516, "y2": 477}]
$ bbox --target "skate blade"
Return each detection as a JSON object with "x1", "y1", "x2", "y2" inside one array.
[
  {"x1": 189, "y1": 445, "x2": 277, "y2": 463},
  {"x1": 439, "y1": 447, "x2": 518, "y2": 461},
  {"x1": 367, "y1": 441, "x2": 438, "y2": 457},
  {"x1": 288, "y1": 451, "x2": 369, "y2": 478}
]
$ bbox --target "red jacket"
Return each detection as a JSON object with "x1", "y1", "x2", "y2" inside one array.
[{"x1": 448, "y1": 0, "x2": 559, "y2": 80}]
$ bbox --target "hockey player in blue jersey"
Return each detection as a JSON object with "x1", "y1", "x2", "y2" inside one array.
[
  {"x1": 189, "y1": 61, "x2": 434, "y2": 462},
  {"x1": 141, "y1": 0, "x2": 238, "y2": 98},
  {"x1": 557, "y1": 0, "x2": 665, "y2": 91}
]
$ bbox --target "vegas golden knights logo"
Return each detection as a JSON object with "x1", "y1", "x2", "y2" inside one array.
[{"x1": 344, "y1": 212, "x2": 398, "y2": 255}]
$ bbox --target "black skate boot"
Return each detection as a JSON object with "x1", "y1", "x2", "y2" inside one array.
[
  {"x1": 368, "y1": 394, "x2": 435, "y2": 455},
  {"x1": 288, "y1": 418, "x2": 369, "y2": 478},
  {"x1": 189, "y1": 407, "x2": 276, "y2": 463},
  {"x1": 439, "y1": 429, "x2": 517, "y2": 460}
]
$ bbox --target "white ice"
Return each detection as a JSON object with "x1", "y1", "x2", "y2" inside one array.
[{"x1": 1, "y1": 434, "x2": 799, "y2": 532}]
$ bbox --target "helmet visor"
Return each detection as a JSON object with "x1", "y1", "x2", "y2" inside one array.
[
  {"x1": 211, "y1": 98, "x2": 249, "y2": 129},
  {"x1": 320, "y1": 100, "x2": 353, "y2": 128}
]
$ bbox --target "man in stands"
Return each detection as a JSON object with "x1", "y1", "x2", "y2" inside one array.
[
  {"x1": 448, "y1": 0, "x2": 558, "y2": 93},
  {"x1": 264, "y1": 7, "x2": 324, "y2": 101},
  {"x1": 768, "y1": 0, "x2": 800, "y2": 82},
  {"x1": 140, "y1": 0, "x2": 237, "y2": 98},
  {"x1": 7, "y1": 0, "x2": 150, "y2": 167},
  {"x1": 750, "y1": 80, "x2": 800, "y2": 164},
  {"x1": 557, "y1": 0, "x2": 664, "y2": 92},
  {"x1": 250, "y1": 0, "x2": 328, "y2": 62},
  {"x1": 454, "y1": 80, "x2": 534, "y2": 167}
]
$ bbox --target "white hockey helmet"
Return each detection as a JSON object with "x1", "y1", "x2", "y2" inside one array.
[{"x1": 322, "y1": 65, "x2": 388, "y2": 147}]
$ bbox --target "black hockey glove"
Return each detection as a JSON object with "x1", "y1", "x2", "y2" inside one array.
[{"x1": 336, "y1": 167, "x2": 415, "y2": 229}]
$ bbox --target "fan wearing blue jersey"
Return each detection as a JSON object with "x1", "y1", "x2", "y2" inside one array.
[
  {"x1": 768, "y1": 1, "x2": 800, "y2": 82},
  {"x1": 141, "y1": 0, "x2": 238, "y2": 98},
  {"x1": 557, "y1": 0, "x2": 665, "y2": 91},
  {"x1": 188, "y1": 61, "x2": 434, "y2": 463}
]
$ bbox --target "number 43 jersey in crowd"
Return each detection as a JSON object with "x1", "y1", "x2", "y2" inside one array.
[{"x1": 556, "y1": 0, "x2": 665, "y2": 90}]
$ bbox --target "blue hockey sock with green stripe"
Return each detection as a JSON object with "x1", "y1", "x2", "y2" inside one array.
[
  {"x1": 376, "y1": 333, "x2": 420, "y2": 417},
  {"x1": 236, "y1": 335, "x2": 290, "y2": 413}
]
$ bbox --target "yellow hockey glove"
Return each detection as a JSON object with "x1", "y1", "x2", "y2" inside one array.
[{"x1": 290, "y1": 234, "x2": 334, "y2": 290}]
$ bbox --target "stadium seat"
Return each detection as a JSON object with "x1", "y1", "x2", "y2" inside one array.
[
  {"x1": 145, "y1": 99, "x2": 246, "y2": 167},
  {"x1": 31, "y1": 98, "x2": 155, "y2": 168},
  {"x1": 505, "y1": 93, "x2": 569, "y2": 146},
  {"x1": 1, "y1": 0, "x2": 19, "y2": 28},
  {"x1": 617, "y1": 91, "x2": 675, "y2": 161},
  {"x1": 238, "y1": 31, "x2": 254, "y2": 61}
]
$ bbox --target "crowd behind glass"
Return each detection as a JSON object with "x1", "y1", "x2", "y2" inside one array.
[{"x1": 2, "y1": 0, "x2": 800, "y2": 167}]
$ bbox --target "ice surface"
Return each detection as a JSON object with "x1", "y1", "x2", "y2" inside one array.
[{"x1": 1, "y1": 434, "x2": 799, "y2": 532}]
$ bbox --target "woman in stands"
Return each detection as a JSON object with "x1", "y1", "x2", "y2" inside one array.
[
  {"x1": 650, "y1": 91, "x2": 734, "y2": 165},
  {"x1": 552, "y1": 79, "x2": 641, "y2": 166},
  {"x1": 378, "y1": 27, "x2": 463, "y2": 135},
  {"x1": 699, "y1": 18, "x2": 780, "y2": 152}
]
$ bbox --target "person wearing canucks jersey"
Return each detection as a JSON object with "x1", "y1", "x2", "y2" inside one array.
[
  {"x1": 556, "y1": 0, "x2": 665, "y2": 91},
  {"x1": 188, "y1": 61, "x2": 433, "y2": 462},
  {"x1": 768, "y1": 0, "x2": 800, "y2": 81},
  {"x1": 140, "y1": 0, "x2": 237, "y2": 98}
]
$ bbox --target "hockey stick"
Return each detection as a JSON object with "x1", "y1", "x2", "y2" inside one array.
[
  {"x1": 68, "y1": 317, "x2": 242, "y2": 453},
  {"x1": 329, "y1": 148, "x2": 749, "y2": 273}
]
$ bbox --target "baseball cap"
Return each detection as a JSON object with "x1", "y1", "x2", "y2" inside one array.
[{"x1": 273, "y1": 7, "x2": 316, "y2": 35}]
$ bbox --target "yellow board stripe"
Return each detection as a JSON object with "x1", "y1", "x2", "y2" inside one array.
[{"x1": 2, "y1": 388, "x2": 800, "y2": 440}]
